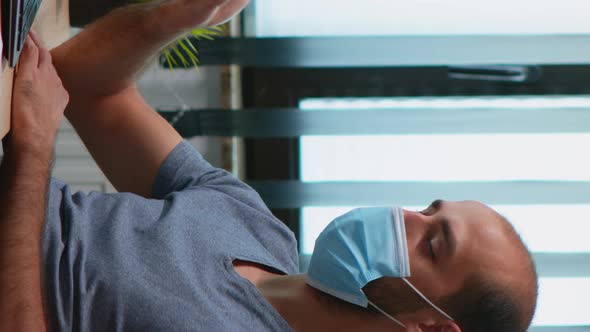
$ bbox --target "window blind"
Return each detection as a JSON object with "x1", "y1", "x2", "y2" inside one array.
[
  {"x1": 238, "y1": 2, "x2": 590, "y2": 329},
  {"x1": 299, "y1": 97, "x2": 590, "y2": 329},
  {"x1": 247, "y1": 0, "x2": 590, "y2": 37}
]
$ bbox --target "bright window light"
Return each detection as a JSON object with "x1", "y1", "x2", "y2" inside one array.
[
  {"x1": 494, "y1": 205, "x2": 590, "y2": 253},
  {"x1": 534, "y1": 278, "x2": 589, "y2": 326},
  {"x1": 250, "y1": 0, "x2": 590, "y2": 37},
  {"x1": 300, "y1": 97, "x2": 590, "y2": 182},
  {"x1": 301, "y1": 134, "x2": 590, "y2": 182}
]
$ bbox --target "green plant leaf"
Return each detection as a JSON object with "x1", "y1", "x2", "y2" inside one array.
[
  {"x1": 135, "y1": 0, "x2": 224, "y2": 68},
  {"x1": 178, "y1": 39, "x2": 199, "y2": 68}
]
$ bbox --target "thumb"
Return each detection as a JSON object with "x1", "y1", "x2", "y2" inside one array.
[
  {"x1": 207, "y1": 0, "x2": 249, "y2": 26},
  {"x1": 184, "y1": 0, "x2": 227, "y2": 20}
]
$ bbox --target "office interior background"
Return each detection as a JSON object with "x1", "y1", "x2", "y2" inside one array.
[{"x1": 1, "y1": 1, "x2": 587, "y2": 330}]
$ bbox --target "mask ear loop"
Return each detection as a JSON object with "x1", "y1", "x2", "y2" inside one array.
[
  {"x1": 367, "y1": 300, "x2": 406, "y2": 328},
  {"x1": 402, "y1": 278, "x2": 454, "y2": 321}
]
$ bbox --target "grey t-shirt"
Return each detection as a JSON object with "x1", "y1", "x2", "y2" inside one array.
[{"x1": 42, "y1": 141, "x2": 299, "y2": 331}]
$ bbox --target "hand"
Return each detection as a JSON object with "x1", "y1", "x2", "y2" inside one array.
[
  {"x1": 161, "y1": 0, "x2": 250, "y2": 32},
  {"x1": 4, "y1": 33, "x2": 70, "y2": 160},
  {"x1": 206, "y1": 0, "x2": 249, "y2": 26}
]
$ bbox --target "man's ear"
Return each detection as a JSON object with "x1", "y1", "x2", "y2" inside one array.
[{"x1": 405, "y1": 321, "x2": 462, "y2": 332}]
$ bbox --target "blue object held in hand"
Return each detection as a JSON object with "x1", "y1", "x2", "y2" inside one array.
[{"x1": 1, "y1": 0, "x2": 43, "y2": 67}]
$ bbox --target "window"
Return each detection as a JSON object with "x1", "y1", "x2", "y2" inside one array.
[
  {"x1": 235, "y1": 2, "x2": 590, "y2": 330},
  {"x1": 247, "y1": 0, "x2": 590, "y2": 37},
  {"x1": 300, "y1": 97, "x2": 590, "y2": 328}
]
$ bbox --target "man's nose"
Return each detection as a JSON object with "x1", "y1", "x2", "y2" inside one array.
[
  {"x1": 402, "y1": 209, "x2": 428, "y2": 224},
  {"x1": 401, "y1": 209, "x2": 431, "y2": 248}
]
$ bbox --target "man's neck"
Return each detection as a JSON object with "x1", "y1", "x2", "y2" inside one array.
[{"x1": 257, "y1": 274, "x2": 401, "y2": 332}]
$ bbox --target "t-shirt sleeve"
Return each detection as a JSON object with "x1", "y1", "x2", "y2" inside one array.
[
  {"x1": 151, "y1": 141, "x2": 216, "y2": 198},
  {"x1": 151, "y1": 141, "x2": 271, "y2": 213}
]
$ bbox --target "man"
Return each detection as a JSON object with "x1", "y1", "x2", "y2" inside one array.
[
  {"x1": 0, "y1": 0, "x2": 538, "y2": 331},
  {"x1": 0, "y1": 32, "x2": 70, "y2": 331}
]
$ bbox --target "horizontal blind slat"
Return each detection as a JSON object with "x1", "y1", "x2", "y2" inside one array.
[
  {"x1": 159, "y1": 108, "x2": 590, "y2": 137},
  {"x1": 249, "y1": 181, "x2": 590, "y2": 208}
]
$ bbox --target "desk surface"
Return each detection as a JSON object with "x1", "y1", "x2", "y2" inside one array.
[
  {"x1": 0, "y1": 64, "x2": 12, "y2": 139},
  {"x1": 0, "y1": 1, "x2": 13, "y2": 139}
]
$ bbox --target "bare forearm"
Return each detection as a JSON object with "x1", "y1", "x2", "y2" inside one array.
[
  {"x1": 51, "y1": 2, "x2": 182, "y2": 99},
  {"x1": 46, "y1": 0, "x2": 243, "y2": 196},
  {"x1": 48, "y1": 2, "x2": 188, "y2": 196},
  {"x1": 51, "y1": 0, "x2": 240, "y2": 99},
  {"x1": 60, "y1": 87, "x2": 182, "y2": 196},
  {"x1": 0, "y1": 150, "x2": 51, "y2": 331}
]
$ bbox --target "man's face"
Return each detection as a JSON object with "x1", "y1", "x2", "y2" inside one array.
[{"x1": 400, "y1": 200, "x2": 522, "y2": 305}]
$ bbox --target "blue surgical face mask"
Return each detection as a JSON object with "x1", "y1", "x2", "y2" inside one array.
[{"x1": 306, "y1": 206, "x2": 454, "y2": 328}]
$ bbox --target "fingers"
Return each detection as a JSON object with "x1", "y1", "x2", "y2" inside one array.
[
  {"x1": 170, "y1": 0, "x2": 228, "y2": 29},
  {"x1": 191, "y1": 0, "x2": 226, "y2": 27},
  {"x1": 38, "y1": 47, "x2": 52, "y2": 68},
  {"x1": 208, "y1": 0, "x2": 249, "y2": 26},
  {"x1": 29, "y1": 30, "x2": 44, "y2": 49},
  {"x1": 18, "y1": 36, "x2": 39, "y2": 73},
  {"x1": 29, "y1": 31, "x2": 52, "y2": 68},
  {"x1": 198, "y1": 0, "x2": 228, "y2": 10}
]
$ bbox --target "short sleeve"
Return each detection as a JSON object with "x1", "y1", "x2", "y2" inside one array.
[
  {"x1": 151, "y1": 141, "x2": 222, "y2": 198},
  {"x1": 150, "y1": 141, "x2": 270, "y2": 216}
]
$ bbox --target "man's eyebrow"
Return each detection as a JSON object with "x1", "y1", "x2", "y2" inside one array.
[{"x1": 441, "y1": 217, "x2": 456, "y2": 257}]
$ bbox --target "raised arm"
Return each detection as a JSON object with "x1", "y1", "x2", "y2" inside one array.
[
  {"x1": 50, "y1": 0, "x2": 248, "y2": 197},
  {"x1": 0, "y1": 34, "x2": 69, "y2": 331}
]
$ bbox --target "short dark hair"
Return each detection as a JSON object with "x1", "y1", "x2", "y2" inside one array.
[
  {"x1": 440, "y1": 274, "x2": 522, "y2": 332},
  {"x1": 364, "y1": 240, "x2": 538, "y2": 332},
  {"x1": 365, "y1": 273, "x2": 530, "y2": 332},
  {"x1": 442, "y1": 222, "x2": 539, "y2": 332},
  {"x1": 364, "y1": 215, "x2": 538, "y2": 331}
]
